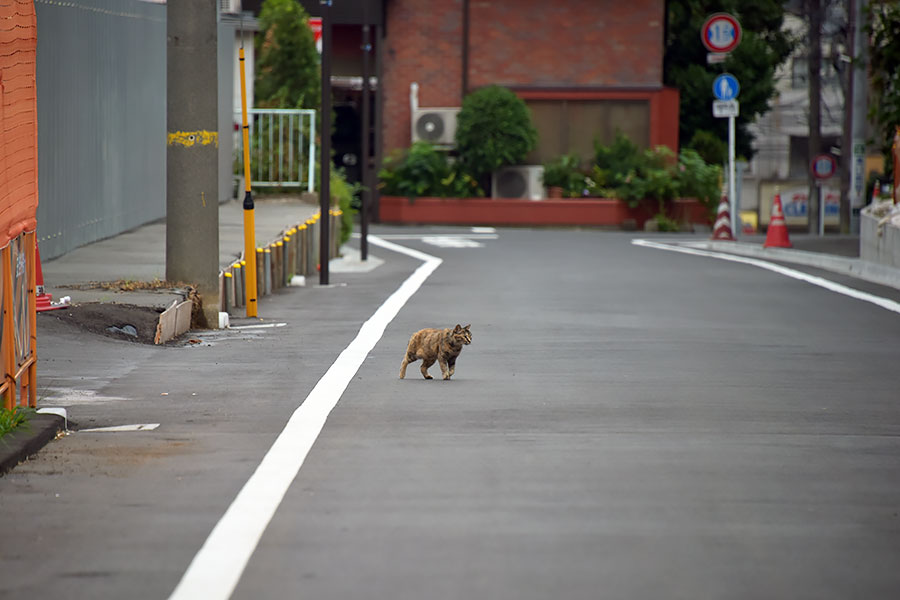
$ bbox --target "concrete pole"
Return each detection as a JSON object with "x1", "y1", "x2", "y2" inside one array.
[
  {"x1": 360, "y1": 4, "x2": 371, "y2": 261},
  {"x1": 319, "y1": 0, "x2": 332, "y2": 285},
  {"x1": 850, "y1": 0, "x2": 868, "y2": 228},
  {"x1": 167, "y1": 0, "x2": 220, "y2": 327},
  {"x1": 807, "y1": 0, "x2": 822, "y2": 235}
]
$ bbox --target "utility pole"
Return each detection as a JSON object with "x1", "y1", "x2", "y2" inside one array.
[
  {"x1": 839, "y1": 0, "x2": 856, "y2": 234},
  {"x1": 319, "y1": 0, "x2": 332, "y2": 285},
  {"x1": 360, "y1": 1, "x2": 371, "y2": 261},
  {"x1": 167, "y1": 0, "x2": 219, "y2": 326},
  {"x1": 807, "y1": 0, "x2": 823, "y2": 235},
  {"x1": 850, "y1": 0, "x2": 868, "y2": 230}
]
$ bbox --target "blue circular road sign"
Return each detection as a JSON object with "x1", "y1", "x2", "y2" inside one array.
[{"x1": 713, "y1": 73, "x2": 740, "y2": 101}]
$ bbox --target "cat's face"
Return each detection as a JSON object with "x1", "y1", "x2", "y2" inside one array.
[{"x1": 452, "y1": 324, "x2": 472, "y2": 345}]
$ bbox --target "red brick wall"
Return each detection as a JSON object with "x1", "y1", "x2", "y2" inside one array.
[
  {"x1": 468, "y1": 0, "x2": 663, "y2": 88},
  {"x1": 382, "y1": 0, "x2": 463, "y2": 156},
  {"x1": 381, "y1": 0, "x2": 665, "y2": 157}
]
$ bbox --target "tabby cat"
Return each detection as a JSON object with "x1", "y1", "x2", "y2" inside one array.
[{"x1": 399, "y1": 324, "x2": 472, "y2": 380}]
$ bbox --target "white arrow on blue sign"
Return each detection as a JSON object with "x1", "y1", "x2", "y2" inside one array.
[{"x1": 713, "y1": 73, "x2": 739, "y2": 101}]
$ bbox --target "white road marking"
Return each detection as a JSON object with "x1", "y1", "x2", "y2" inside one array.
[
  {"x1": 421, "y1": 236, "x2": 484, "y2": 248},
  {"x1": 633, "y1": 238, "x2": 900, "y2": 315},
  {"x1": 42, "y1": 388, "x2": 127, "y2": 406},
  {"x1": 366, "y1": 232, "x2": 498, "y2": 241},
  {"x1": 80, "y1": 423, "x2": 160, "y2": 432},
  {"x1": 228, "y1": 323, "x2": 288, "y2": 330},
  {"x1": 169, "y1": 236, "x2": 442, "y2": 600},
  {"x1": 471, "y1": 226, "x2": 496, "y2": 233}
]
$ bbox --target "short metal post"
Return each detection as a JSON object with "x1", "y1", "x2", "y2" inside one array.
[{"x1": 256, "y1": 248, "x2": 265, "y2": 297}]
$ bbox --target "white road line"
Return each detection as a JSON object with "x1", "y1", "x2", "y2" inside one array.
[
  {"x1": 364, "y1": 233, "x2": 498, "y2": 240},
  {"x1": 633, "y1": 238, "x2": 900, "y2": 315},
  {"x1": 228, "y1": 322, "x2": 288, "y2": 330},
  {"x1": 169, "y1": 236, "x2": 442, "y2": 600},
  {"x1": 80, "y1": 423, "x2": 160, "y2": 432}
]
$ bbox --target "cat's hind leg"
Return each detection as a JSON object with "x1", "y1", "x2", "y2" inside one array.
[
  {"x1": 399, "y1": 353, "x2": 416, "y2": 379},
  {"x1": 420, "y1": 358, "x2": 435, "y2": 379}
]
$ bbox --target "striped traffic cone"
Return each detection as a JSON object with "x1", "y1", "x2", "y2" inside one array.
[
  {"x1": 763, "y1": 192, "x2": 792, "y2": 248},
  {"x1": 711, "y1": 194, "x2": 735, "y2": 241}
]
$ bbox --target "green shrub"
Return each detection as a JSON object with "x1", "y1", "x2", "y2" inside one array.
[
  {"x1": 591, "y1": 133, "x2": 722, "y2": 222},
  {"x1": 330, "y1": 169, "x2": 358, "y2": 245},
  {"x1": 455, "y1": 86, "x2": 538, "y2": 180},
  {"x1": 378, "y1": 141, "x2": 482, "y2": 198},
  {"x1": 686, "y1": 129, "x2": 727, "y2": 166},
  {"x1": 542, "y1": 154, "x2": 587, "y2": 197},
  {"x1": 676, "y1": 148, "x2": 723, "y2": 215}
]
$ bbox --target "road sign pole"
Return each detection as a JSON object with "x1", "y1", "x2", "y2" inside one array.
[
  {"x1": 819, "y1": 184, "x2": 825, "y2": 236},
  {"x1": 728, "y1": 115, "x2": 737, "y2": 237}
]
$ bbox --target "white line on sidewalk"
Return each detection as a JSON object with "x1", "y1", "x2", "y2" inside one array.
[
  {"x1": 633, "y1": 238, "x2": 900, "y2": 315},
  {"x1": 169, "y1": 236, "x2": 442, "y2": 600}
]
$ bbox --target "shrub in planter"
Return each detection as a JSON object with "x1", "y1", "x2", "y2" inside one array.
[
  {"x1": 378, "y1": 141, "x2": 482, "y2": 198},
  {"x1": 676, "y1": 148, "x2": 722, "y2": 217},
  {"x1": 591, "y1": 133, "x2": 721, "y2": 222},
  {"x1": 455, "y1": 85, "x2": 538, "y2": 182},
  {"x1": 542, "y1": 154, "x2": 586, "y2": 197}
]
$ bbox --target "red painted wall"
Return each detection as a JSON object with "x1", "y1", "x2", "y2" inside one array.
[{"x1": 381, "y1": 0, "x2": 668, "y2": 157}]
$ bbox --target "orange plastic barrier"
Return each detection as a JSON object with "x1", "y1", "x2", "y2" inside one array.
[{"x1": 1, "y1": 1, "x2": 38, "y2": 410}]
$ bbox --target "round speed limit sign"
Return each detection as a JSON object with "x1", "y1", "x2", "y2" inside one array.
[{"x1": 701, "y1": 13, "x2": 742, "y2": 54}]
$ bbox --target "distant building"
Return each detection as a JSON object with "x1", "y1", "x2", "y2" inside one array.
[{"x1": 288, "y1": 0, "x2": 678, "y2": 189}]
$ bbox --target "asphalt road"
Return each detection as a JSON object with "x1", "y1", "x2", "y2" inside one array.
[{"x1": 3, "y1": 227, "x2": 900, "y2": 600}]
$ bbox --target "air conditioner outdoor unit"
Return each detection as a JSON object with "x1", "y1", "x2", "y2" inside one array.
[
  {"x1": 411, "y1": 108, "x2": 460, "y2": 146},
  {"x1": 492, "y1": 165, "x2": 545, "y2": 200},
  {"x1": 220, "y1": 0, "x2": 241, "y2": 14}
]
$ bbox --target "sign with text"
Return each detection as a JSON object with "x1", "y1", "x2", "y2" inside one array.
[{"x1": 713, "y1": 99, "x2": 739, "y2": 118}]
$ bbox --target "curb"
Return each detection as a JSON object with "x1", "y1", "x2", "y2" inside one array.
[
  {"x1": 703, "y1": 241, "x2": 900, "y2": 291},
  {"x1": 0, "y1": 412, "x2": 66, "y2": 477}
]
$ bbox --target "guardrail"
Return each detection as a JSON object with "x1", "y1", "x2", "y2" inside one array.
[
  {"x1": 2, "y1": 232, "x2": 37, "y2": 410},
  {"x1": 219, "y1": 210, "x2": 341, "y2": 315},
  {"x1": 233, "y1": 108, "x2": 316, "y2": 192}
]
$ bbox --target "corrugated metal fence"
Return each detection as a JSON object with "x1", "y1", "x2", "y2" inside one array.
[{"x1": 34, "y1": 0, "x2": 239, "y2": 261}]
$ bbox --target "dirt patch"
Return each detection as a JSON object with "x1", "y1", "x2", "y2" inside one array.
[{"x1": 39, "y1": 303, "x2": 165, "y2": 345}]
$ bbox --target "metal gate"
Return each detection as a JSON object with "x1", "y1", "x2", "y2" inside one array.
[{"x1": 234, "y1": 109, "x2": 317, "y2": 191}]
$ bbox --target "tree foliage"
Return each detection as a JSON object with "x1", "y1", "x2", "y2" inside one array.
[
  {"x1": 455, "y1": 85, "x2": 538, "y2": 180},
  {"x1": 868, "y1": 2, "x2": 900, "y2": 175},
  {"x1": 255, "y1": 0, "x2": 320, "y2": 109},
  {"x1": 664, "y1": 0, "x2": 793, "y2": 160}
]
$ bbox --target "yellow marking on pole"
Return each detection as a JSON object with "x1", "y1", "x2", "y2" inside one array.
[
  {"x1": 167, "y1": 130, "x2": 219, "y2": 148},
  {"x1": 202, "y1": 191, "x2": 206, "y2": 207}
]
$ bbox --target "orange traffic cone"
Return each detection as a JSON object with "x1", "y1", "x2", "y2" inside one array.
[
  {"x1": 763, "y1": 192, "x2": 792, "y2": 248},
  {"x1": 711, "y1": 194, "x2": 735, "y2": 241},
  {"x1": 35, "y1": 243, "x2": 66, "y2": 312}
]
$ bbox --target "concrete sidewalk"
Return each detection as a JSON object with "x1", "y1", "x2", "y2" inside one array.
[
  {"x1": 699, "y1": 233, "x2": 900, "y2": 291},
  {"x1": 40, "y1": 196, "x2": 321, "y2": 308}
]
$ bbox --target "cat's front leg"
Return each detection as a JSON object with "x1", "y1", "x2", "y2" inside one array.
[{"x1": 438, "y1": 357, "x2": 451, "y2": 380}]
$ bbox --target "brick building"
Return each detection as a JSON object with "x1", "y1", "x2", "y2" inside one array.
[
  {"x1": 380, "y1": 0, "x2": 678, "y2": 165},
  {"x1": 293, "y1": 0, "x2": 678, "y2": 189}
]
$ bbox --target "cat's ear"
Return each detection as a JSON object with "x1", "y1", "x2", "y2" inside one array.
[
  {"x1": 464, "y1": 324, "x2": 470, "y2": 330},
  {"x1": 454, "y1": 324, "x2": 462, "y2": 331}
]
